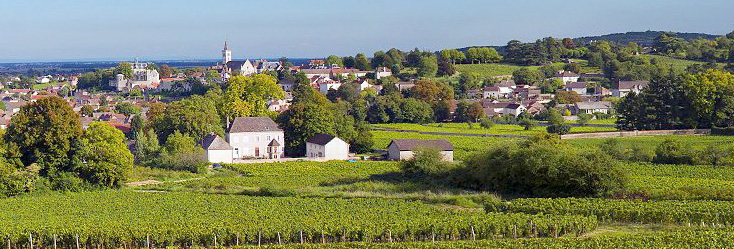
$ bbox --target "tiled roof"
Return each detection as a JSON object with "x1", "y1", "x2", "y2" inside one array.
[
  {"x1": 228, "y1": 117, "x2": 282, "y2": 133},
  {"x1": 201, "y1": 133, "x2": 233, "y2": 150},
  {"x1": 307, "y1": 134, "x2": 337, "y2": 145}
]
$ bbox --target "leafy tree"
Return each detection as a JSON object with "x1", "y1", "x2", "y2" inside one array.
[
  {"x1": 155, "y1": 95, "x2": 224, "y2": 142},
  {"x1": 401, "y1": 148, "x2": 453, "y2": 179},
  {"x1": 326, "y1": 55, "x2": 343, "y2": 67},
  {"x1": 537, "y1": 78, "x2": 564, "y2": 93},
  {"x1": 129, "y1": 114, "x2": 145, "y2": 139},
  {"x1": 577, "y1": 113, "x2": 593, "y2": 126},
  {"x1": 134, "y1": 129, "x2": 160, "y2": 166},
  {"x1": 277, "y1": 102, "x2": 336, "y2": 157},
  {"x1": 409, "y1": 79, "x2": 454, "y2": 105},
  {"x1": 115, "y1": 62, "x2": 133, "y2": 79},
  {"x1": 683, "y1": 70, "x2": 734, "y2": 128},
  {"x1": 398, "y1": 98, "x2": 433, "y2": 123},
  {"x1": 546, "y1": 109, "x2": 572, "y2": 134},
  {"x1": 355, "y1": 53, "x2": 371, "y2": 70},
  {"x1": 342, "y1": 56, "x2": 356, "y2": 68},
  {"x1": 417, "y1": 54, "x2": 438, "y2": 77},
  {"x1": 156, "y1": 131, "x2": 207, "y2": 173},
  {"x1": 351, "y1": 122, "x2": 373, "y2": 153},
  {"x1": 518, "y1": 118, "x2": 537, "y2": 130},
  {"x1": 553, "y1": 90, "x2": 582, "y2": 104},
  {"x1": 72, "y1": 122, "x2": 132, "y2": 187},
  {"x1": 480, "y1": 117, "x2": 494, "y2": 129},
  {"x1": 436, "y1": 57, "x2": 455, "y2": 77},
  {"x1": 459, "y1": 72, "x2": 482, "y2": 91},
  {"x1": 512, "y1": 68, "x2": 544, "y2": 85},
  {"x1": 115, "y1": 102, "x2": 141, "y2": 116},
  {"x1": 654, "y1": 138, "x2": 694, "y2": 165},
  {"x1": 5, "y1": 96, "x2": 83, "y2": 173},
  {"x1": 222, "y1": 74, "x2": 285, "y2": 119},
  {"x1": 160, "y1": 64, "x2": 174, "y2": 78},
  {"x1": 440, "y1": 49, "x2": 466, "y2": 64},
  {"x1": 335, "y1": 83, "x2": 360, "y2": 103},
  {"x1": 467, "y1": 102, "x2": 485, "y2": 122},
  {"x1": 80, "y1": 105, "x2": 95, "y2": 117}
]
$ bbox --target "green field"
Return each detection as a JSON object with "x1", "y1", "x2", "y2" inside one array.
[
  {"x1": 642, "y1": 55, "x2": 726, "y2": 72},
  {"x1": 372, "y1": 123, "x2": 616, "y2": 136}
]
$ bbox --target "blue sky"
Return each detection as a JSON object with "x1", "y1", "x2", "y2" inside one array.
[{"x1": 1, "y1": 0, "x2": 733, "y2": 62}]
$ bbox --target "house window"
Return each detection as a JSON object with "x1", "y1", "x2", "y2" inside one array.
[
  {"x1": 267, "y1": 135, "x2": 271, "y2": 141},
  {"x1": 255, "y1": 147, "x2": 260, "y2": 157},
  {"x1": 255, "y1": 136, "x2": 260, "y2": 142}
]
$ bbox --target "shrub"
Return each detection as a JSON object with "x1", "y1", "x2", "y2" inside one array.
[
  {"x1": 653, "y1": 139, "x2": 694, "y2": 165},
  {"x1": 577, "y1": 113, "x2": 593, "y2": 126},
  {"x1": 598, "y1": 138, "x2": 625, "y2": 160},
  {"x1": 546, "y1": 124, "x2": 571, "y2": 135},
  {"x1": 400, "y1": 148, "x2": 454, "y2": 178},
  {"x1": 462, "y1": 136, "x2": 626, "y2": 197},
  {"x1": 712, "y1": 127, "x2": 734, "y2": 136},
  {"x1": 629, "y1": 144, "x2": 654, "y2": 163},
  {"x1": 697, "y1": 145, "x2": 734, "y2": 166},
  {"x1": 480, "y1": 118, "x2": 494, "y2": 129},
  {"x1": 156, "y1": 131, "x2": 208, "y2": 173},
  {"x1": 518, "y1": 118, "x2": 536, "y2": 130}
]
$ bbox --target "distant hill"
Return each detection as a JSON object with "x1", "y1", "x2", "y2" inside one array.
[{"x1": 573, "y1": 31, "x2": 720, "y2": 47}]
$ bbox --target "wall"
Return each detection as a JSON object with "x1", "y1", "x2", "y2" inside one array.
[
  {"x1": 207, "y1": 149, "x2": 233, "y2": 164},
  {"x1": 227, "y1": 131, "x2": 285, "y2": 159}
]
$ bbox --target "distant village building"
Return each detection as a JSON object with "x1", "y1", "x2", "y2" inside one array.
[
  {"x1": 109, "y1": 60, "x2": 160, "y2": 91},
  {"x1": 218, "y1": 41, "x2": 281, "y2": 80},
  {"x1": 387, "y1": 139, "x2": 454, "y2": 162},
  {"x1": 613, "y1": 80, "x2": 649, "y2": 97},
  {"x1": 564, "y1": 82, "x2": 587, "y2": 95},
  {"x1": 573, "y1": 101, "x2": 614, "y2": 115},
  {"x1": 555, "y1": 71, "x2": 580, "y2": 83},
  {"x1": 306, "y1": 134, "x2": 349, "y2": 160}
]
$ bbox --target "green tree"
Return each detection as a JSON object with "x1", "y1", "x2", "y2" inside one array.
[
  {"x1": 553, "y1": 90, "x2": 582, "y2": 104},
  {"x1": 513, "y1": 68, "x2": 544, "y2": 85},
  {"x1": 518, "y1": 117, "x2": 537, "y2": 130},
  {"x1": 546, "y1": 109, "x2": 572, "y2": 134},
  {"x1": 134, "y1": 129, "x2": 160, "y2": 166},
  {"x1": 355, "y1": 53, "x2": 371, "y2": 70},
  {"x1": 398, "y1": 98, "x2": 433, "y2": 123},
  {"x1": 115, "y1": 62, "x2": 133, "y2": 79},
  {"x1": 5, "y1": 96, "x2": 83, "y2": 172},
  {"x1": 277, "y1": 102, "x2": 336, "y2": 157},
  {"x1": 351, "y1": 122, "x2": 373, "y2": 153},
  {"x1": 115, "y1": 102, "x2": 141, "y2": 116},
  {"x1": 440, "y1": 49, "x2": 466, "y2": 64},
  {"x1": 80, "y1": 105, "x2": 95, "y2": 117},
  {"x1": 577, "y1": 113, "x2": 593, "y2": 126},
  {"x1": 417, "y1": 54, "x2": 438, "y2": 77},
  {"x1": 156, "y1": 95, "x2": 224, "y2": 142},
  {"x1": 160, "y1": 64, "x2": 174, "y2": 78},
  {"x1": 156, "y1": 131, "x2": 207, "y2": 173},
  {"x1": 223, "y1": 74, "x2": 285, "y2": 119},
  {"x1": 72, "y1": 122, "x2": 133, "y2": 188},
  {"x1": 467, "y1": 102, "x2": 485, "y2": 122},
  {"x1": 326, "y1": 55, "x2": 343, "y2": 67},
  {"x1": 684, "y1": 70, "x2": 734, "y2": 128}
]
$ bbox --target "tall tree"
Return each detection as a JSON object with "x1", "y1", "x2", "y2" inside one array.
[
  {"x1": 222, "y1": 74, "x2": 285, "y2": 119},
  {"x1": 115, "y1": 62, "x2": 133, "y2": 79},
  {"x1": 155, "y1": 95, "x2": 224, "y2": 142},
  {"x1": 417, "y1": 54, "x2": 438, "y2": 77},
  {"x1": 325, "y1": 55, "x2": 343, "y2": 67},
  {"x1": 5, "y1": 96, "x2": 82, "y2": 173},
  {"x1": 355, "y1": 53, "x2": 371, "y2": 70},
  {"x1": 72, "y1": 122, "x2": 133, "y2": 188}
]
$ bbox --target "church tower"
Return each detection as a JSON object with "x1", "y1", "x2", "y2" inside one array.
[{"x1": 222, "y1": 40, "x2": 232, "y2": 64}]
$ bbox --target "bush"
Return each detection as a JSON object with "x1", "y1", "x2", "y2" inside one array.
[
  {"x1": 629, "y1": 145, "x2": 654, "y2": 163},
  {"x1": 400, "y1": 148, "x2": 454, "y2": 178},
  {"x1": 546, "y1": 124, "x2": 571, "y2": 135},
  {"x1": 480, "y1": 118, "x2": 494, "y2": 129},
  {"x1": 461, "y1": 135, "x2": 626, "y2": 197},
  {"x1": 577, "y1": 113, "x2": 593, "y2": 126},
  {"x1": 518, "y1": 118, "x2": 536, "y2": 130},
  {"x1": 712, "y1": 127, "x2": 734, "y2": 136},
  {"x1": 598, "y1": 139, "x2": 625, "y2": 160},
  {"x1": 653, "y1": 139, "x2": 694, "y2": 165},
  {"x1": 697, "y1": 145, "x2": 734, "y2": 166},
  {"x1": 156, "y1": 131, "x2": 208, "y2": 173}
]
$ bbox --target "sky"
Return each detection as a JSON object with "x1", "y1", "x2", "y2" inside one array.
[{"x1": 1, "y1": 0, "x2": 733, "y2": 62}]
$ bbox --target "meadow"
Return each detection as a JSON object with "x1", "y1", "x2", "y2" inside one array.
[{"x1": 371, "y1": 123, "x2": 616, "y2": 136}]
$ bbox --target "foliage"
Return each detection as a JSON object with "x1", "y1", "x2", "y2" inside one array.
[
  {"x1": 154, "y1": 95, "x2": 224, "y2": 142},
  {"x1": 518, "y1": 118, "x2": 536, "y2": 130},
  {"x1": 512, "y1": 68, "x2": 544, "y2": 85},
  {"x1": 278, "y1": 102, "x2": 336, "y2": 157},
  {"x1": 114, "y1": 62, "x2": 133, "y2": 79},
  {"x1": 553, "y1": 90, "x2": 582, "y2": 104},
  {"x1": 134, "y1": 129, "x2": 160, "y2": 166},
  {"x1": 4, "y1": 96, "x2": 83, "y2": 172},
  {"x1": 577, "y1": 113, "x2": 593, "y2": 126},
  {"x1": 546, "y1": 109, "x2": 572, "y2": 134},
  {"x1": 461, "y1": 135, "x2": 626, "y2": 197},
  {"x1": 653, "y1": 138, "x2": 694, "y2": 165},
  {"x1": 400, "y1": 148, "x2": 453, "y2": 179},
  {"x1": 417, "y1": 54, "x2": 438, "y2": 77},
  {"x1": 156, "y1": 131, "x2": 207, "y2": 173},
  {"x1": 223, "y1": 74, "x2": 285, "y2": 119},
  {"x1": 114, "y1": 102, "x2": 141, "y2": 116},
  {"x1": 72, "y1": 122, "x2": 132, "y2": 188},
  {"x1": 683, "y1": 70, "x2": 734, "y2": 127}
]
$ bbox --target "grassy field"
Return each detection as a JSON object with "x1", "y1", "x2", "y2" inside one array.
[
  {"x1": 565, "y1": 134, "x2": 734, "y2": 151},
  {"x1": 372, "y1": 123, "x2": 617, "y2": 136},
  {"x1": 642, "y1": 54, "x2": 726, "y2": 72}
]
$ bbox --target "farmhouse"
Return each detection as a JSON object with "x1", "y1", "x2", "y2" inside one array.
[
  {"x1": 201, "y1": 134, "x2": 234, "y2": 164},
  {"x1": 555, "y1": 70, "x2": 580, "y2": 83},
  {"x1": 564, "y1": 82, "x2": 587, "y2": 95},
  {"x1": 306, "y1": 134, "x2": 349, "y2": 160},
  {"x1": 613, "y1": 80, "x2": 649, "y2": 97},
  {"x1": 226, "y1": 117, "x2": 285, "y2": 159},
  {"x1": 387, "y1": 139, "x2": 454, "y2": 162},
  {"x1": 573, "y1": 101, "x2": 614, "y2": 115}
]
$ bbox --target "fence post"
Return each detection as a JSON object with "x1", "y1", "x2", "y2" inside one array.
[
  {"x1": 431, "y1": 230, "x2": 435, "y2": 243},
  {"x1": 75, "y1": 235, "x2": 79, "y2": 249},
  {"x1": 28, "y1": 234, "x2": 32, "y2": 249},
  {"x1": 53, "y1": 234, "x2": 57, "y2": 249},
  {"x1": 388, "y1": 230, "x2": 392, "y2": 243},
  {"x1": 471, "y1": 226, "x2": 475, "y2": 241},
  {"x1": 214, "y1": 235, "x2": 217, "y2": 248},
  {"x1": 277, "y1": 232, "x2": 281, "y2": 245},
  {"x1": 300, "y1": 231, "x2": 303, "y2": 244},
  {"x1": 146, "y1": 234, "x2": 150, "y2": 249},
  {"x1": 257, "y1": 232, "x2": 261, "y2": 246},
  {"x1": 321, "y1": 230, "x2": 325, "y2": 244},
  {"x1": 236, "y1": 232, "x2": 239, "y2": 246}
]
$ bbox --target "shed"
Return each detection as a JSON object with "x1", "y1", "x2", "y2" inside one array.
[{"x1": 387, "y1": 139, "x2": 454, "y2": 162}]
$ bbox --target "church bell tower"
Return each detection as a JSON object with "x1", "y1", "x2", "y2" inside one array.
[{"x1": 222, "y1": 40, "x2": 232, "y2": 64}]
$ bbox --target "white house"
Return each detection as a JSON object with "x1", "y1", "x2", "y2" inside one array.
[
  {"x1": 375, "y1": 67, "x2": 393, "y2": 79},
  {"x1": 387, "y1": 139, "x2": 454, "y2": 162},
  {"x1": 495, "y1": 80, "x2": 516, "y2": 96},
  {"x1": 483, "y1": 86, "x2": 503, "y2": 99},
  {"x1": 318, "y1": 80, "x2": 342, "y2": 94},
  {"x1": 226, "y1": 117, "x2": 285, "y2": 159},
  {"x1": 201, "y1": 134, "x2": 234, "y2": 164},
  {"x1": 353, "y1": 78, "x2": 373, "y2": 91},
  {"x1": 482, "y1": 102, "x2": 526, "y2": 117},
  {"x1": 564, "y1": 82, "x2": 587, "y2": 95},
  {"x1": 306, "y1": 134, "x2": 349, "y2": 160},
  {"x1": 613, "y1": 81, "x2": 649, "y2": 98},
  {"x1": 573, "y1": 101, "x2": 613, "y2": 115},
  {"x1": 555, "y1": 71, "x2": 580, "y2": 83}
]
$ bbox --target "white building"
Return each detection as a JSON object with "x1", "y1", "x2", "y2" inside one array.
[
  {"x1": 318, "y1": 80, "x2": 342, "y2": 94},
  {"x1": 226, "y1": 117, "x2": 284, "y2": 159},
  {"x1": 220, "y1": 41, "x2": 257, "y2": 79},
  {"x1": 555, "y1": 71, "x2": 580, "y2": 83},
  {"x1": 306, "y1": 134, "x2": 349, "y2": 160},
  {"x1": 573, "y1": 101, "x2": 614, "y2": 115},
  {"x1": 387, "y1": 139, "x2": 454, "y2": 162},
  {"x1": 613, "y1": 81, "x2": 649, "y2": 98},
  {"x1": 564, "y1": 82, "x2": 587, "y2": 95},
  {"x1": 375, "y1": 67, "x2": 393, "y2": 79},
  {"x1": 108, "y1": 60, "x2": 160, "y2": 91},
  {"x1": 201, "y1": 134, "x2": 234, "y2": 164}
]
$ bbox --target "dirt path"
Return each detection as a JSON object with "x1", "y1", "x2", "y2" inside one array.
[{"x1": 125, "y1": 177, "x2": 204, "y2": 187}]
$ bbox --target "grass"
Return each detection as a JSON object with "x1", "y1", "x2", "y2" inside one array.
[
  {"x1": 372, "y1": 123, "x2": 617, "y2": 135},
  {"x1": 565, "y1": 134, "x2": 734, "y2": 151},
  {"x1": 642, "y1": 54, "x2": 726, "y2": 72}
]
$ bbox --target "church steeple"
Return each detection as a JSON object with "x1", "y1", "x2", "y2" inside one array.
[{"x1": 222, "y1": 40, "x2": 232, "y2": 64}]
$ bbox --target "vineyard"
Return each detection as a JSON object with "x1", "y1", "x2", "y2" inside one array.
[
  {"x1": 0, "y1": 191, "x2": 595, "y2": 248},
  {"x1": 488, "y1": 198, "x2": 734, "y2": 225},
  {"x1": 371, "y1": 123, "x2": 616, "y2": 135}
]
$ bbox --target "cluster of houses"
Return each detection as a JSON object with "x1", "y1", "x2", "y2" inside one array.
[{"x1": 201, "y1": 116, "x2": 454, "y2": 164}]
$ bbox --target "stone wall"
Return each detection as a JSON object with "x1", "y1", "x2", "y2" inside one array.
[{"x1": 561, "y1": 129, "x2": 711, "y2": 139}]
